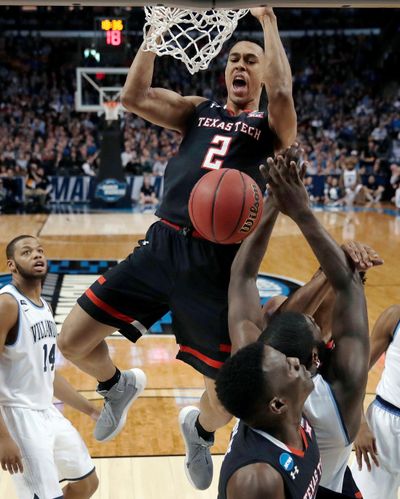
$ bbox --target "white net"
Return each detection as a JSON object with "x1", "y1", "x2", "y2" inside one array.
[
  {"x1": 103, "y1": 101, "x2": 121, "y2": 121},
  {"x1": 143, "y1": 7, "x2": 249, "y2": 75}
]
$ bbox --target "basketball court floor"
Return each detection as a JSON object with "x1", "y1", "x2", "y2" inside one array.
[{"x1": 0, "y1": 205, "x2": 399, "y2": 498}]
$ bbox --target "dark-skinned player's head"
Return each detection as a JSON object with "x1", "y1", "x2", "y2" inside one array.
[
  {"x1": 225, "y1": 40, "x2": 265, "y2": 110},
  {"x1": 6, "y1": 235, "x2": 47, "y2": 281},
  {"x1": 259, "y1": 311, "x2": 325, "y2": 375},
  {"x1": 216, "y1": 341, "x2": 314, "y2": 428}
]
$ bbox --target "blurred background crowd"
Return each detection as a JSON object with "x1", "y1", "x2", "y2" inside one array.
[{"x1": 0, "y1": 6, "x2": 399, "y2": 212}]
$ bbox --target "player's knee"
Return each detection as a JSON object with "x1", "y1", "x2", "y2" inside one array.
[{"x1": 57, "y1": 323, "x2": 80, "y2": 359}]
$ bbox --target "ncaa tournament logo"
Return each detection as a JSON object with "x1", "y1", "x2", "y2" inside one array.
[
  {"x1": 0, "y1": 266, "x2": 302, "y2": 335},
  {"x1": 279, "y1": 453, "x2": 300, "y2": 480},
  {"x1": 95, "y1": 178, "x2": 127, "y2": 203}
]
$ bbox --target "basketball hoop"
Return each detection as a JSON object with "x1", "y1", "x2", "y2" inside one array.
[
  {"x1": 103, "y1": 101, "x2": 121, "y2": 121},
  {"x1": 143, "y1": 6, "x2": 249, "y2": 75}
]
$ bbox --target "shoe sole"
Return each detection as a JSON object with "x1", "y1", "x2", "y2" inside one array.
[
  {"x1": 179, "y1": 405, "x2": 207, "y2": 490},
  {"x1": 97, "y1": 368, "x2": 147, "y2": 442}
]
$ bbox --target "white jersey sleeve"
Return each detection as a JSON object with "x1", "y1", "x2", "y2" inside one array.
[
  {"x1": 303, "y1": 374, "x2": 352, "y2": 492},
  {"x1": 0, "y1": 284, "x2": 57, "y2": 409},
  {"x1": 376, "y1": 319, "x2": 400, "y2": 407}
]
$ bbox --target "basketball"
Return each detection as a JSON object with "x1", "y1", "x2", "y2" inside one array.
[{"x1": 189, "y1": 169, "x2": 263, "y2": 244}]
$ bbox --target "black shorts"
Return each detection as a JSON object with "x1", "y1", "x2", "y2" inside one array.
[{"x1": 77, "y1": 220, "x2": 239, "y2": 379}]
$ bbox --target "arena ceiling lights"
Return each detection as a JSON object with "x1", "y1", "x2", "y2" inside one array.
[{"x1": 0, "y1": 0, "x2": 398, "y2": 7}]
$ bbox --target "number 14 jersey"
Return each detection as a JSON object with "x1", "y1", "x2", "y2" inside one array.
[
  {"x1": 156, "y1": 99, "x2": 275, "y2": 226},
  {"x1": 0, "y1": 284, "x2": 57, "y2": 410}
]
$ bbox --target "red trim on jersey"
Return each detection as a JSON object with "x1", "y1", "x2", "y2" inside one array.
[
  {"x1": 355, "y1": 492, "x2": 363, "y2": 498},
  {"x1": 98, "y1": 276, "x2": 106, "y2": 285},
  {"x1": 219, "y1": 344, "x2": 231, "y2": 353},
  {"x1": 85, "y1": 288, "x2": 134, "y2": 323},
  {"x1": 160, "y1": 219, "x2": 205, "y2": 239},
  {"x1": 287, "y1": 427, "x2": 308, "y2": 457},
  {"x1": 179, "y1": 345, "x2": 224, "y2": 369}
]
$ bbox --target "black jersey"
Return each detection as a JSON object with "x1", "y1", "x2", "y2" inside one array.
[
  {"x1": 218, "y1": 418, "x2": 322, "y2": 499},
  {"x1": 156, "y1": 100, "x2": 275, "y2": 226}
]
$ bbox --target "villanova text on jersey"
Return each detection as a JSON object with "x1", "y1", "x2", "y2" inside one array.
[{"x1": 31, "y1": 320, "x2": 58, "y2": 343}]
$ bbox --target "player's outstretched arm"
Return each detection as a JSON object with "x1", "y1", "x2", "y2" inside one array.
[
  {"x1": 121, "y1": 42, "x2": 205, "y2": 133},
  {"x1": 0, "y1": 295, "x2": 24, "y2": 474},
  {"x1": 268, "y1": 160, "x2": 369, "y2": 440},
  {"x1": 228, "y1": 194, "x2": 278, "y2": 353},
  {"x1": 53, "y1": 372, "x2": 100, "y2": 421},
  {"x1": 228, "y1": 144, "x2": 304, "y2": 353},
  {"x1": 251, "y1": 8, "x2": 297, "y2": 150}
]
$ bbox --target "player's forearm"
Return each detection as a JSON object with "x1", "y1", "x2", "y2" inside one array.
[
  {"x1": 259, "y1": 15, "x2": 292, "y2": 96},
  {"x1": 231, "y1": 197, "x2": 278, "y2": 280},
  {"x1": 279, "y1": 268, "x2": 331, "y2": 317},
  {"x1": 293, "y1": 209, "x2": 356, "y2": 291},
  {"x1": 121, "y1": 44, "x2": 157, "y2": 110},
  {"x1": 53, "y1": 372, "x2": 97, "y2": 418}
]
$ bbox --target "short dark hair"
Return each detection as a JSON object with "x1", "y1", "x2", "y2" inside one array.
[
  {"x1": 6, "y1": 235, "x2": 36, "y2": 259},
  {"x1": 216, "y1": 342, "x2": 267, "y2": 422},
  {"x1": 259, "y1": 311, "x2": 315, "y2": 366}
]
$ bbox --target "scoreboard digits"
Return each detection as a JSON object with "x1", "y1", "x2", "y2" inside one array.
[{"x1": 100, "y1": 18, "x2": 125, "y2": 47}]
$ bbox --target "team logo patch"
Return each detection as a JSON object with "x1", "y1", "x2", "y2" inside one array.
[
  {"x1": 20, "y1": 300, "x2": 27, "y2": 305},
  {"x1": 279, "y1": 452, "x2": 294, "y2": 471},
  {"x1": 0, "y1": 264, "x2": 301, "y2": 335}
]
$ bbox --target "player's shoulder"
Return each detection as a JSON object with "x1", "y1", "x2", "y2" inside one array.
[
  {"x1": 0, "y1": 291, "x2": 19, "y2": 310},
  {"x1": 227, "y1": 462, "x2": 284, "y2": 499}
]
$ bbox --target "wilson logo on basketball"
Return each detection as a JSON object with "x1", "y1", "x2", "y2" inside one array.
[{"x1": 239, "y1": 184, "x2": 261, "y2": 233}]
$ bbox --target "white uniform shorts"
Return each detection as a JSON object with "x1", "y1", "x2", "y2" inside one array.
[
  {"x1": 351, "y1": 397, "x2": 400, "y2": 499},
  {"x1": 0, "y1": 404, "x2": 95, "y2": 499}
]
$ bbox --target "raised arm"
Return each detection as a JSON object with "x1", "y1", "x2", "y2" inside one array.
[
  {"x1": 229, "y1": 146, "x2": 304, "y2": 353},
  {"x1": 268, "y1": 160, "x2": 369, "y2": 440},
  {"x1": 0, "y1": 295, "x2": 24, "y2": 474},
  {"x1": 251, "y1": 8, "x2": 297, "y2": 150},
  {"x1": 121, "y1": 43, "x2": 205, "y2": 133},
  {"x1": 228, "y1": 195, "x2": 278, "y2": 353}
]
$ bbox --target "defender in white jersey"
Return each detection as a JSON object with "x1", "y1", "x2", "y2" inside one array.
[
  {"x1": 0, "y1": 235, "x2": 99, "y2": 499},
  {"x1": 227, "y1": 146, "x2": 376, "y2": 495},
  {"x1": 351, "y1": 304, "x2": 400, "y2": 499}
]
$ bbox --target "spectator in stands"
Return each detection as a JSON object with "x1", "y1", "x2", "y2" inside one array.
[
  {"x1": 326, "y1": 176, "x2": 345, "y2": 206},
  {"x1": 152, "y1": 154, "x2": 168, "y2": 177},
  {"x1": 364, "y1": 174, "x2": 385, "y2": 204},
  {"x1": 139, "y1": 173, "x2": 158, "y2": 208}
]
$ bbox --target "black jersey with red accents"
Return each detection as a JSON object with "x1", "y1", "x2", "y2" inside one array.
[
  {"x1": 156, "y1": 99, "x2": 275, "y2": 226},
  {"x1": 218, "y1": 418, "x2": 322, "y2": 499}
]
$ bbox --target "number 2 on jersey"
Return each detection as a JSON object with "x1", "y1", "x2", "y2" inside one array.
[
  {"x1": 202, "y1": 135, "x2": 232, "y2": 170},
  {"x1": 43, "y1": 344, "x2": 56, "y2": 372}
]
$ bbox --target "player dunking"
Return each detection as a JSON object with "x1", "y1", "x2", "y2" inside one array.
[
  {"x1": 351, "y1": 304, "x2": 400, "y2": 499},
  {"x1": 0, "y1": 235, "x2": 99, "y2": 499},
  {"x1": 58, "y1": 7, "x2": 296, "y2": 490}
]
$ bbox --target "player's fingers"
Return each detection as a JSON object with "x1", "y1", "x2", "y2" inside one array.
[
  {"x1": 357, "y1": 243, "x2": 372, "y2": 268},
  {"x1": 363, "y1": 449, "x2": 372, "y2": 472},
  {"x1": 260, "y1": 163, "x2": 271, "y2": 182},
  {"x1": 355, "y1": 447, "x2": 362, "y2": 470},
  {"x1": 1, "y1": 459, "x2": 6, "y2": 472},
  {"x1": 345, "y1": 241, "x2": 360, "y2": 264},
  {"x1": 300, "y1": 162, "x2": 308, "y2": 181},
  {"x1": 269, "y1": 161, "x2": 283, "y2": 185},
  {"x1": 16, "y1": 457, "x2": 23, "y2": 473}
]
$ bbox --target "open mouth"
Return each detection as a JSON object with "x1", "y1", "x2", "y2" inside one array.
[
  {"x1": 33, "y1": 262, "x2": 45, "y2": 270},
  {"x1": 233, "y1": 76, "x2": 247, "y2": 91}
]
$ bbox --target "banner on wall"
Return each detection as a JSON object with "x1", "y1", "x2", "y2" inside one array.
[{"x1": 49, "y1": 176, "x2": 164, "y2": 203}]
